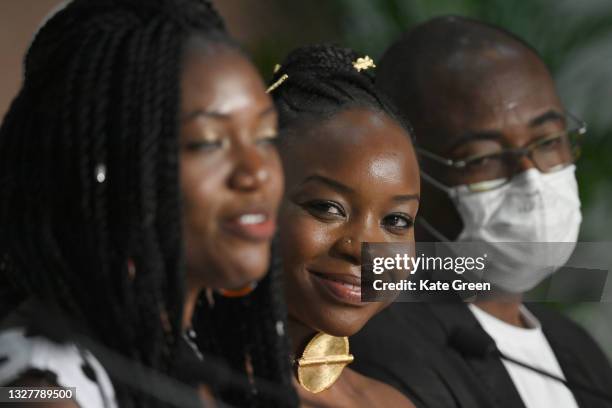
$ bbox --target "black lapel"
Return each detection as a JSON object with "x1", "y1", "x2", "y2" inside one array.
[
  {"x1": 539, "y1": 320, "x2": 607, "y2": 407},
  {"x1": 428, "y1": 303, "x2": 527, "y2": 408},
  {"x1": 528, "y1": 304, "x2": 612, "y2": 408},
  {"x1": 546, "y1": 336, "x2": 591, "y2": 407}
]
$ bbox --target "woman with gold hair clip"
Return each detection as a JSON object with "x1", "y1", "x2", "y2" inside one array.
[{"x1": 269, "y1": 44, "x2": 419, "y2": 407}]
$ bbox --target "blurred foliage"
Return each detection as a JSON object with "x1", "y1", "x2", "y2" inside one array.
[{"x1": 245, "y1": 1, "x2": 345, "y2": 83}]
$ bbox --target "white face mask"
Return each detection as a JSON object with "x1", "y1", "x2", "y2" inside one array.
[{"x1": 421, "y1": 165, "x2": 582, "y2": 292}]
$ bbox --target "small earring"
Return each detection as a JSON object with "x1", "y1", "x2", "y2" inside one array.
[
  {"x1": 275, "y1": 320, "x2": 285, "y2": 337},
  {"x1": 344, "y1": 238, "x2": 352, "y2": 244},
  {"x1": 95, "y1": 163, "x2": 107, "y2": 183}
]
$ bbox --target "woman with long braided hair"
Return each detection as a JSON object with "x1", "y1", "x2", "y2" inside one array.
[
  {"x1": 269, "y1": 44, "x2": 419, "y2": 407},
  {"x1": 0, "y1": 0, "x2": 296, "y2": 406}
]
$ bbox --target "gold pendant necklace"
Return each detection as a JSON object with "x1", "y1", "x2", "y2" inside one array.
[{"x1": 296, "y1": 332, "x2": 354, "y2": 394}]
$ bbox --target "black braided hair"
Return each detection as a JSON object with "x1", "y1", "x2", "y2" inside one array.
[
  {"x1": 0, "y1": 0, "x2": 296, "y2": 406},
  {"x1": 269, "y1": 43, "x2": 413, "y2": 137},
  {"x1": 194, "y1": 240, "x2": 299, "y2": 408}
]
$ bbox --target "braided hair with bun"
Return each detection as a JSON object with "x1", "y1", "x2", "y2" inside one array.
[{"x1": 269, "y1": 43, "x2": 413, "y2": 137}]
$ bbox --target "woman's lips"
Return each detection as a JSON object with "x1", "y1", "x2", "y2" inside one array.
[
  {"x1": 222, "y1": 212, "x2": 276, "y2": 242},
  {"x1": 309, "y1": 270, "x2": 364, "y2": 306}
]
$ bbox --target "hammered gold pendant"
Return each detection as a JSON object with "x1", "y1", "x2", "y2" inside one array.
[{"x1": 296, "y1": 333, "x2": 354, "y2": 394}]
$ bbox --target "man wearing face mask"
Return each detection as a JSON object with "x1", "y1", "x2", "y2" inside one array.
[{"x1": 351, "y1": 16, "x2": 612, "y2": 408}]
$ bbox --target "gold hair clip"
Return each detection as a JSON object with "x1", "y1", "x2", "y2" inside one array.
[
  {"x1": 266, "y1": 73, "x2": 288, "y2": 93},
  {"x1": 352, "y1": 55, "x2": 376, "y2": 72}
]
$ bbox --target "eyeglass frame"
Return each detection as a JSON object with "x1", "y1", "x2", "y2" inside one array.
[{"x1": 415, "y1": 111, "x2": 587, "y2": 172}]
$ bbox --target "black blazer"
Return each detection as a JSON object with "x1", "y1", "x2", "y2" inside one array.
[{"x1": 351, "y1": 302, "x2": 612, "y2": 408}]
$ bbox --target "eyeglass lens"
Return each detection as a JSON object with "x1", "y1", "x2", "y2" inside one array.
[{"x1": 462, "y1": 132, "x2": 576, "y2": 184}]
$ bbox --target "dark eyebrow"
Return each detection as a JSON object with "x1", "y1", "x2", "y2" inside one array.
[
  {"x1": 300, "y1": 174, "x2": 354, "y2": 194},
  {"x1": 182, "y1": 109, "x2": 227, "y2": 123},
  {"x1": 300, "y1": 175, "x2": 419, "y2": 202},
  {"x1": 182, "y1": 104, "x2": 275, "y2": 123},
  {"x1": 392, "y1": 194, "x2": 420, "y2": 203},
  {"x1": 529, "y1": 109, "x2": 565, "y2": 128}
]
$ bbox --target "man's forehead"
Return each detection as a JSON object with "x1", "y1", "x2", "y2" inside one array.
[
  {"x1": 414, "y1": 52, "x2": 562, "y2": 148},
  {"x1": 377, "y1": 17, "x2": 564, "y2": 152},
  {"x1": 429, "y1": 44, "x2": 551, "y2": 92}
]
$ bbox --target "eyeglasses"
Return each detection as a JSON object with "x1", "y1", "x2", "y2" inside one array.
[{"x1": 417, "y1": 112, "x2": 587, "y2": 192}]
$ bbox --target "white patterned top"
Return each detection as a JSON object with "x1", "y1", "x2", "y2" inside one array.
[{"x1": 0, "y1": 327, "x2": 118, "y2": 408}]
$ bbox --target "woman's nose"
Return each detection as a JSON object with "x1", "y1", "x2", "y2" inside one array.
[
  {"x1": 332, "y1": 236, "x2": 361, "y2": 265},
  {"x1": 228, "y1": 145, "x2": 269, "y2": 191},
  {"x1": 331, "y1": 217, "x2": 385, "y2": 265}
]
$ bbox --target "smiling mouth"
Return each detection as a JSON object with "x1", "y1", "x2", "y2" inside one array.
[
  {"x1": 308, "y1": 270, "x2": 365, "y2": 306},
  {"x1": 223, "y1": 212, "x2": 276, "y2": 242}
]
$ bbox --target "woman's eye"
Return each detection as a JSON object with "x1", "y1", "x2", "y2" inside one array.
[
  {"x1": 256, "y1": 133, "x2": 278, "y2": 145},
  {"x1": 302, "y1": 200, "x2": 346, "y2": 220},
  {"x1": 382, "y1": 213, "x2": 414, "y2": 231},
  {"x1": 184, "y1": 140, "x2": 223, "y2": 152}
]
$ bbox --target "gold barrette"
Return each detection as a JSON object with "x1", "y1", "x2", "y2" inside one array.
[
  {"x1": 296, "y1": 332, "x2": 354, "y2": 393},
  {"x1": 266, "y1": 74, "x2": 288, "y2": 94},
  {"x1": 352, "y1": 55, "x2": 376, "y2": 72}
]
